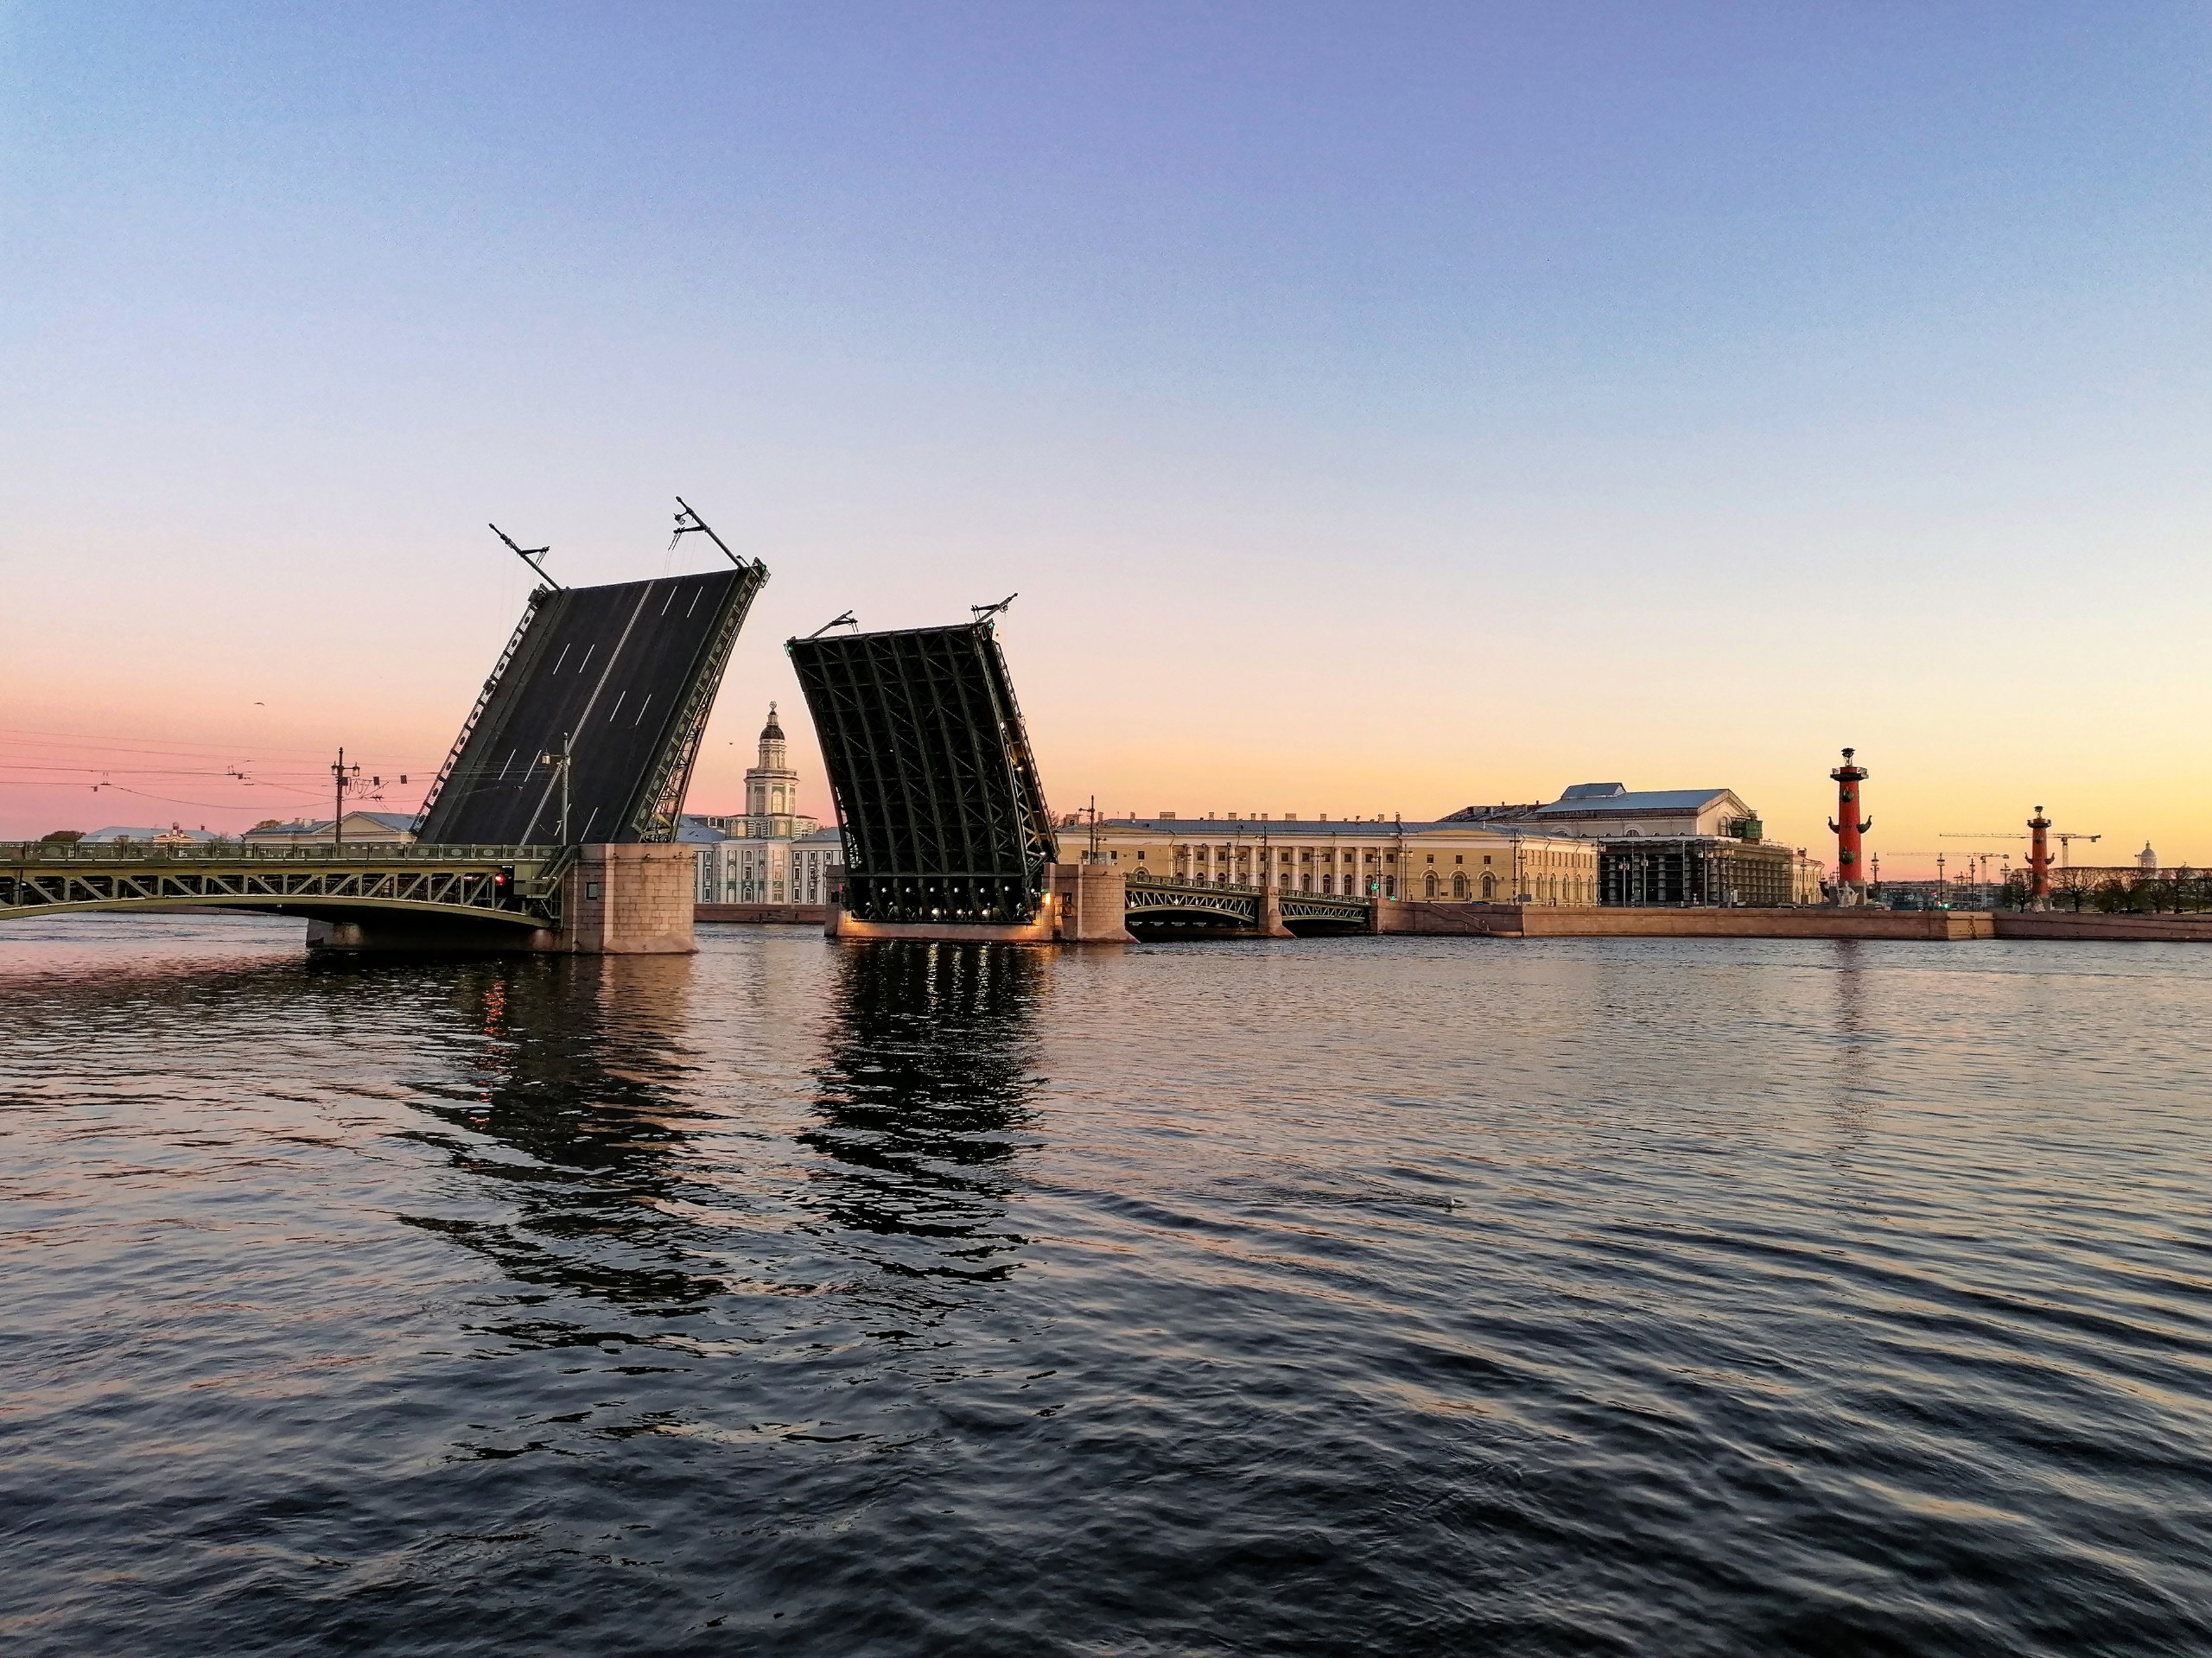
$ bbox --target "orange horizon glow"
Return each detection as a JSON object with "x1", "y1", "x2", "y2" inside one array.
[{"x1": 6, "y1": 11, "x2": 2207, "y2": 880}]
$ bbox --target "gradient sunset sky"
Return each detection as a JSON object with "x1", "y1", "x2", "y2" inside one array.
[{"x1": 4, "y1": 4, "x2": 2207, "y2": 874}]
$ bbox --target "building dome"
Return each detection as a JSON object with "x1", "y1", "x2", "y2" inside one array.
[{"x1": 760, "y1": 702, "x2": 785, "y2": 742}]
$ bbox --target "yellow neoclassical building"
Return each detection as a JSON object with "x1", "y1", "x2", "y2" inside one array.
[{"x1": 1071, "y1": 815, "x2": 1599, "y2": 905}]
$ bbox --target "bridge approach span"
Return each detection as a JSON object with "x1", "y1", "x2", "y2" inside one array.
[
  {"x1": 1, "y1": 842, "x2": 564, "y2": 930},
  {"x1": 1122, "y1": 873, "x2": 1370, "y2": 935}
]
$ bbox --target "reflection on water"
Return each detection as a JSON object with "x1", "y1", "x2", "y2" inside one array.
[
  {"x1": 800, "y1": 943, "x2": 1042, "y2": 1278},
  {"x1": 4, "y1": 918, "x2": 2212, "y2": 1657},
  {"x1": 401, "y1": 954, "x2": 728, "y2": 1317}
]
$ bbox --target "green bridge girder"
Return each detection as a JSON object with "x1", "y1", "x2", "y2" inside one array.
[
  {"x1": 0, "y1": 842, "x2": 567, "y2": 929},
  {"x1": 1122, "y1": 873, "x2": 1370, "y2": 931}
]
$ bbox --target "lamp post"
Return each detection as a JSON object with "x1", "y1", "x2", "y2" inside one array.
[
  {"x1": 537, "y1": 731, "x2": 574, "y2": 847},
  {"x1": 330, "y1": 747, "x2": 360, "y2": 848}
]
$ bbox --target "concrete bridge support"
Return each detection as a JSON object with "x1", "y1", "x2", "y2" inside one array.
[
  {"x1": 824, "y1": 861, "x2": 1134, "y2": 944},
  {"x1": 307, "y1": 844, "x2": 696, "y2": 956},
  {"x1": 554, "y1": 845, "x2": 697, "y2": 954},
  {"x1": 1052, "y1": 861, "x2": 1137, "y2": 942}
]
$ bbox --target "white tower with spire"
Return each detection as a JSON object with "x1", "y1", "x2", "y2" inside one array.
[
  {"x1": 688, "y1": 702, "x2": 833, "y2": 906},
  {"x1": 745, "y1": 702, "x2": 802, "y2": 829}
]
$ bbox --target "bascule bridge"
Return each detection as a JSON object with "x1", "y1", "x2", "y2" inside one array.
[
  {"x1": 4, "y1": 521, "x2": 1374, "y2": 950},
  {"x1": 3, "y1": 508, "x2": 766, "y2": 954},
  {"x1": 787, "y1": 614, "x2": 1371, "y2": 943}
]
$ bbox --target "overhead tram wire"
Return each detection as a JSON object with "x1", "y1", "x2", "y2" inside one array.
[
  {"x1": 490, "y1": 523, "x2": 562, "y2": 589},
  {"x1": 0, "y1": 725, "x2": 445, "y2": 760},
  {"x1": 670, "y1": 497, "x2": 747, "y2": 569}
]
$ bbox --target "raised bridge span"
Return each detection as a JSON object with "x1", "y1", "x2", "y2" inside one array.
[
  {"x1": 3, "y1": 510, "x2": 766, "y2": 955},
  {"x1": 9, "y1": 510, "x2": 1375, "y2": 952}
]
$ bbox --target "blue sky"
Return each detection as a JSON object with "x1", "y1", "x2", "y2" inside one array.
[{"x1": 4, "y1": 3, "x2": 2208, "y2": 863}]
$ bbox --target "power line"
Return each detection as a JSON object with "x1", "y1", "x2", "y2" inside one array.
[{"x1": 0, "y1": 724, "x2": 438, "y2": 759}]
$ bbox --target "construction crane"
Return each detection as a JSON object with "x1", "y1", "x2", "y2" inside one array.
[{"x1": 1940, "y1": 829, "x2": 2104, "y2": 865}]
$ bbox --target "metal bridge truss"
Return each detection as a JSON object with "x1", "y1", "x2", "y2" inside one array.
[
  {"x1": 789, "y1": 621, "x2": 1058, "y2": 926},
  {"x1": 1123, "y1": 877, "x2": 1262, "y2": 926},
  {"x1": 0, "y1": 843, "x2": 564, "y2": 928},
  {"x1": 1280, "y1": 889, "x2": 1372, "y2": 927},
  {"x1": 411, "y1": 589, "x2": 545, "y2": 842},
  {"x1": 1122, "y1": 874, "x2": 1370, "y2": 930}
]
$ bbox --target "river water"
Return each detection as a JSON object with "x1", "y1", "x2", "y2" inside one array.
[{"x1": 3, "y1": 917, "x2": 2209, "y2": 1655}]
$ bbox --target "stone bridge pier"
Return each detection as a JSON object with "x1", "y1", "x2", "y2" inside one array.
[
  {"x1": 308, "y1": 844, "x2": 697, "y2": 956},
  {"x1": 823, "y1": 861, "x2": 1135, "y2": 944}
]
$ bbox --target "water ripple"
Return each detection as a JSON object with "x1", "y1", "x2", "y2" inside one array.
[{"x1": 3, "y1": 918, "x2": 2210, "y2": 1654}]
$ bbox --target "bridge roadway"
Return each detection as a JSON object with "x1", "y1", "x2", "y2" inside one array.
[
  {"x1": 1121, "y1": 871, "x2": 1371, "y2": 934},
  {"x1": 0, "y1": 841, "x2": 566, "y2": 931}
]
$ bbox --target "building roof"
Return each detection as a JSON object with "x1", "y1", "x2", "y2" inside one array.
[
  {"x1": 792, "y1": 827, "x2": 845, "y2": 846},
  {"x1": 1529, "y1": 789, "x2": 1738, "y2": 818},
  {"x1": 1559, "y1": 782, "x2": 1626, "y2": 799},
  {"x1": 79, "y1": 825, "x2": 225, "y2": 843},
  {"x1": 1440, "y1": 803, "x2": 1543, "y2": 823},
  {"x1": 760, "y1": 702, "x2": 785, "y2": 742},
  {"x1": 675, "y1": 816, "x2": 731, "y2": 843},
  {"x1": 245, "y1": 812, "x2": 416, "y2": 837}
]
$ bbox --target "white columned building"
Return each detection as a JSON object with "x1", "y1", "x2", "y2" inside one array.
[{"x1": 689, "y1": 704, "x2": 842, "y2": 905}]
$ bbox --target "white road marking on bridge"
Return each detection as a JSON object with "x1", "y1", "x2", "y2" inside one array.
[{"x1": 517, "y1": 583, "x2": 655, "y2": 844}]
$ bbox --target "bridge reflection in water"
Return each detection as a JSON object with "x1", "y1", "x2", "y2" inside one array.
[
  {"x1": 388, "y1": 941, "x2": 1045, "y2": 1346},
  {"x1": 801, "y1": 942, "x2": 1044, "y2": 1286},
  {"x1": 402, "y1": 953, "x2": 729, "y2": 1317}
]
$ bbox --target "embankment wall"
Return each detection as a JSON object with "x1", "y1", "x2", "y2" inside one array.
[
  {"x1": 1380, "y1": 904, "x2": 1996, "y2": 940},
  {"x1": 1991, "y1": 912, "x2": 2212, "y2": 943},
  {"x1": 696, "y1": 903, "x2": 827, "y2": 925}
]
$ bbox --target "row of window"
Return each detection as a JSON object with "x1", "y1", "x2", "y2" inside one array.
[
  {"x1": 1134, "y1": 846, "x2": 1580, "y2": 868},
  {"x1": 1144, "y1": 865, "x2": 1598, "y2": 904},
  {"x1": 1168, "y1": 868, "x2": 1603, "y2": 902},
  {"x1": 696, "y1": 846, "x2": 834, "y2": 905}
]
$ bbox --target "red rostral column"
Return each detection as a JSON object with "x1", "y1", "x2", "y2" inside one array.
[
  {"x1": 1827, "y1": 747, "x2": 1872, "y2": 903},
  {"x1": 2027, "y1": 804, "x2": 2053, "y2": 908}
]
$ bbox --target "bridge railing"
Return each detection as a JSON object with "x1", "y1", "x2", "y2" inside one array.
[
  {"x1": 1125, "y1": 871, "x2": 1263, "y2": 893},
  {"x1": 3, "y1": 841, "x2": 564, "y2": 866},
  {"x1": 1124, "y1": 871, "x2": 1370, "y2": 902}
]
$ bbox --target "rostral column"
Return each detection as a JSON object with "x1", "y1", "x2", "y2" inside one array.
[
  {"x1": 2025, "y1": 804, "x2": 2052, "y2": 910},
  {"x1": 1827, "y1": 747, "x2": 1872, "y2": 905}
]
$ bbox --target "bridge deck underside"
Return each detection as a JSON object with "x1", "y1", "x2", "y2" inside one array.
[{"x1": 790, "y1": 622, "x2": 1057, "y2": 926}]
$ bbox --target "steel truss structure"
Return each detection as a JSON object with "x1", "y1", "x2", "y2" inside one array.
[
  {"x1": 789, "y1": 620, "x2": 1057, "y2": 924},
  {"x1": 1122, "y1": 876, "x2": 1262, "y2": 926},
  {"x1": 1122, "y1": 873, "x2": 1370, "y2": 930},
  {"x1": 415, "y1": 562, "x2": 767, "y2": 847},
  {"x1": 1279, "y1": 889, "x2": 1372, "y2": 926},
  {"x1": 0, "y1": 842, "x2": 563, "y2": 927}
]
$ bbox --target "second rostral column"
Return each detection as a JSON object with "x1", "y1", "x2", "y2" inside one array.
[{"x1": 1827, "y1": 746, "x2": 1872, "y2": 905}]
